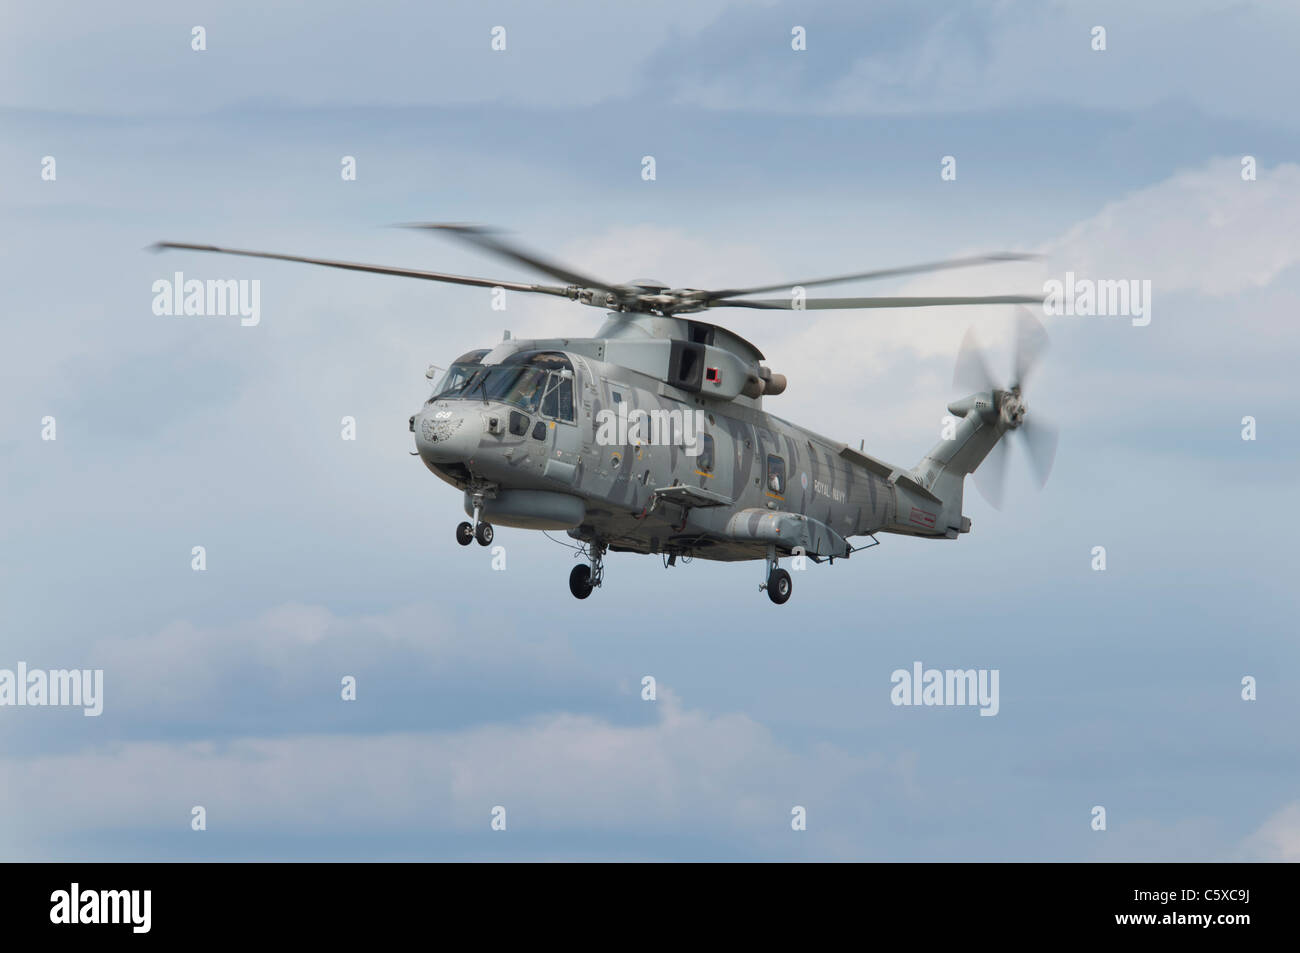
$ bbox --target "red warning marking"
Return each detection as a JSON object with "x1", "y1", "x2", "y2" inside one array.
[{"x1": 910, "y1": 507, "x2": 936, "y2": 528}]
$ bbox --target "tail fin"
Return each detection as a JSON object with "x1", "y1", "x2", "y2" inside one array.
[{"x1": 888, "y1": 395, "x2": 1006, "y2": 537}]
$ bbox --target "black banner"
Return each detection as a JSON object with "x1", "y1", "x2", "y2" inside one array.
[{"x1": 3, "y1": 862, "x2": 1274, "y2": 940}]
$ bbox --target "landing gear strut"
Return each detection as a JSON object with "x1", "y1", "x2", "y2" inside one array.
[
  {"x1": 759, "y1": 544, "x2": 792, "y2": 605},
  {"x1": 569, "y1": 542, "x2": 605, "y2": 599},
  {"x1": 456, "y1": 493, "x2": 494, "y2": 547}
]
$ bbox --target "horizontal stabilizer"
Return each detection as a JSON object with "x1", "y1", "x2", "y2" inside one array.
[
  {"x1": 838, "y1": 444, "x2": 943, "y2": 504},
  {"x1": 836, "y1": 444, "x2": 894, "y2": 480}
]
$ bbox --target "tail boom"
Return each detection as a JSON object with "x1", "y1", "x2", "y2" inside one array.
[{"x1": 883, "y1": 398, "x2": 1006, "y2": 539}]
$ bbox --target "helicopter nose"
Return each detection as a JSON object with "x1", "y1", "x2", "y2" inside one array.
[{"x1": 414, "y1": 408, "x2": 479, "y2": 463}]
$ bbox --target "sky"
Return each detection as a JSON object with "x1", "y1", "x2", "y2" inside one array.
[{"x1": 1, "y1": 0, "x2": 1298, "y2": 861}]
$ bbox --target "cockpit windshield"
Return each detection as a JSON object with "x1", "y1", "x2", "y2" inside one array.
[
  {"x1": 435, "y1": 365, "x2": 551, "y2": 412},
  {"x1": 429, "y1": 350, "x2": 575, "y2": 421},
  {"x1": 431, "y1": 361, "x2": 483, "y2": 399}
]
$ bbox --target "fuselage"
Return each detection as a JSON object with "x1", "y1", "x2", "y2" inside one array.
[{"x1": 412, "y1": 345, "x2": 899, "y2": 562}]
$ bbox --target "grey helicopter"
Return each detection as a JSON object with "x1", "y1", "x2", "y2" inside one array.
[{"x1": 154, "y1": 225, "x2": 1056, "y2": 604}]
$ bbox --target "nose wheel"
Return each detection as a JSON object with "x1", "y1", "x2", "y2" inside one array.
[{"x1": 456, "y1": 495, "x2": 494, "y2": 547}]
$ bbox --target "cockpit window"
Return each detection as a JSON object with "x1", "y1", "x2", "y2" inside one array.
[
  {"x1": 436, "y1": 364, "x2": 562, "y2": 415},
  {"x1": 431, "y1": 361, "x2": 483, "y2": 400},
  {"x1": 500, "y1": 367, "x2": 548, "y2": 412},
  {"x1": 433, "y1": 349, "x2": 575, "y2": 420},
  {"x1": 474, "y1": 366, "x2": 544, "y2": 407},
  {"x1": 540, "y1": 373, "x2": 574, "y2": 422}
]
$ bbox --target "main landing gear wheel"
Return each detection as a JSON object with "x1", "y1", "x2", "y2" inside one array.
[
  {"x1": 475, "y1": 522, "x2": 494, "y2": 546},
  {"x1": 569, "y1": 564, "x2": 594, "y2": 599},
  {"x1": 570, "y1": 542, "x2": 605, "y2": 599},
  {"x1": 767, "y1": 568, "x2": 792, "y2": 605},
  {"x1": 455, "y1": 521, "x2": 474, "y2": 546}
]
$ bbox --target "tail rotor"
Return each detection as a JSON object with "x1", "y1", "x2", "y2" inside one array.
[{"x1": 954, "y1": 309, "x2": 1058, "y2": 509}]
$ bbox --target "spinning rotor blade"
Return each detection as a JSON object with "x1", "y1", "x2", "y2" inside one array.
[
  {"x1": 400, "y1": 223, "x2": 625, "y2": 294},
  {"x1": 973, "y1": 438, "x2": 1011, "y2": 511},
  {"x1": 1011, "y1": 307, "x2": 1050, "y2": 391},
  {"x1": 954, "y1": 312, "x2": 1059, "y2": 507},
  {"x1": 150, "y1": 242, "x2": 573, "y2": 297},
  {"x1": 708, "y1": 294, "x2": 1043, "y2": 311},
  {"x1": 1018, "y1": 416, "x2": 1059, "y2": 489},
  {"x1": 953, "y1": 327, "x2": 999, "y2": 394},
  {"x1": 155, "y1": 227, "x2": 1045, "y2": 320},
  {"x1": 702, "y1": 252, "x2": 1037, "y2": 301}
]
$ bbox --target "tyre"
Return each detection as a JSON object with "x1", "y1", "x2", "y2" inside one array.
[
  {"x1": 475, "y1": 522, "x2": 494, "y2": 546},
  {"x1": 455, "y1": 521, "x2": 474, "y2": 546},
  {"x1": 767, "y1": 567, "x2": 792, "y2": 605},
  {"x1": 569, "y1": 564, "x2": 593, "y2": 599}
]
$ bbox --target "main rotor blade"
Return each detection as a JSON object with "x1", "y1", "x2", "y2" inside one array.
[
  {"x1": 702, "y1": 252, "x2": 1038, "y2": 301},
  {"x1": 400, "y1": 223, "x2": 624, "y2": 294},
  {"x1": 953, "y1": 327, "x2": 999, "y2": 394},
  {"x1": 150, "y1": 242, "x2": 572, "y2": 297},
  {"x1": 973, "y1": 437, "x2": 1010, "y2": 511},
  {"x1": 1018, "y1": 416, "x2": 1059, "y2": 489},
  {"x1": 709, "y1": 294, "x2": 1043, "y2": 310},
  {"x1": 1011, "y1": 307, "x2": 1050, "y2": 391}
]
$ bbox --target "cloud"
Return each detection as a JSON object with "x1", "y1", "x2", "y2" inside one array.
[
  {"x1": 1044, "y1": 159, "x2": 1300, "y2": 298},
  {"x1": 1239, "y1": 800, "x2": 1300, "y2": 861},
  {"x1": 0, "y1": 601, "x2": 628, "y2": 754},
  {"x1": 0, "y1": 687, "x2": 897, "y2": 859},
  {"x1": 734, "y1": 155, "x2": 1300, "y2": 454},
  {"x1": 0, "y1": 0, "x2": 752, "y2": 115},
  {"x1": 664, "y1": 1, "x2": 1300, "y2": 125},
  {"x1": 12, "y1": 0, "x2": 1299, "y2": 124}
]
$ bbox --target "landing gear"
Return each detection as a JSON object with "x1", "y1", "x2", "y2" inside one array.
[
  {"x1": 759, "y1": 544, "x2": 793, "y2": 605},
  {"x1": 457, "y1": 492, "x2": 494, "y2": 548},
  {"x1": 569, "y1": 541, "x2": 605, "y2": 600},
  {"x1": 569, "y1": 564, "x2": 593, "y2": 599},
  {"x1": 766, "y1": 568, "x2": 792, "y2": 605}
]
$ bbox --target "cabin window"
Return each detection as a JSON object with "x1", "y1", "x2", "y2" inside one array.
[
  {"x1": 696, "y1": 434, "x2": 715, "y2": 474},
  {"x1": 531, "y1": 421, "x2": 547, "y2": 441},
  {"x1": 766, "y1": 454, "x2": 786, "y2": 496},
  {"x1": 508, "y1": 411, "x2": 529, "y2": 436}
]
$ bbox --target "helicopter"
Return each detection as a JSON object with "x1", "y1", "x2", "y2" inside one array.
[{"x1": 154, "y1": 225, "x2": 1056, "y2": 604}]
